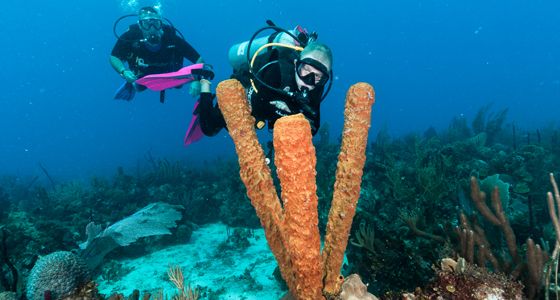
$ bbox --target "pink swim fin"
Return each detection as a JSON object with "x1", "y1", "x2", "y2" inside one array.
[
  {"x1": 136, "y1": 63, "x2": 214, "y2": 91},
  {"x1": 184, "y1": 99, "x2": 205, "y2": 146}
]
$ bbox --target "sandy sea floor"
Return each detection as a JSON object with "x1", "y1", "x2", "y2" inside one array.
[{"x1": 96, "y1": 223, "x2": 285, "y2": 299}]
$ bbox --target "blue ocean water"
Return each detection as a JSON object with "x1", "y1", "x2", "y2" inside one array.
[{"x1": 1, "y1": 0, "x2": 559, "y2": 179}]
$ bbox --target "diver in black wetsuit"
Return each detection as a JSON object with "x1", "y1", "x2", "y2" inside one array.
[
  {"x1": 197, "y1": 41, "x2": 333, "y2": 137},
  {"x1": 110, "y1": 6, "x2": 205, "y2": 99}
]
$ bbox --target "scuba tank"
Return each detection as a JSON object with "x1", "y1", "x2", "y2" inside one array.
[
  {"x1": 228, "y1": 27, "x2": 304, "y2": 71},
  {"x1": 227, "y1": 21, "x2": 315, "y2": 72}
]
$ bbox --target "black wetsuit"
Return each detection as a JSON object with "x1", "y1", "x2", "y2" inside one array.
[
  {"x1": 198, "y1": 48, "x2": 324, "y2": 137},
  {"x1": 111, "y1": 24, "x2": 200, "y2": 77}
]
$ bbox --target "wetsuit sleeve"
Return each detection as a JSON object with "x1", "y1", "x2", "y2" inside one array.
[
  {"x1": 176, "y1": 36, "x2": 201, "y2": 64},
  {"x1": 303, "y1": 101, "x2": 320, "y2": 136},
  {"x1": 111, "y1": 30, "x2": 135, "y2": 60},
  {"x1": 249, "y1": 88, "x2": 278, "y2": 123},
  {"x1": 298, "y1": 88, "x2": 323, "y2": 136},
  {"x1": 198, "y1": 92, "x2": 226, "y2": 136}
]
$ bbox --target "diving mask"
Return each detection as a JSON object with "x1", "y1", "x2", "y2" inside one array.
[
  {"x1": 139, "y1": 18, "x2": 163, "y2": 31},
  {"x1": 296, "y1": 58, "x2": 329, "y2": 87}
]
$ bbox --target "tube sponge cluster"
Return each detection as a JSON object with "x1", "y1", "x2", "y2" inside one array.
[{"x1": 216, "y1": 80, "x2": 375, "y2": 299}]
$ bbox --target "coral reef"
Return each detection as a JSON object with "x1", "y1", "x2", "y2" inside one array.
[
  {"x1": 25, "y1": 202, "x2": 182, "y2": 300},
  {"x1": 0, "y1": 92, "x2": 558, "y2": 299},
  {"x1": 409, "y1": 257, "x2": 523, "y2": 300},
  {"x1": 344, "y1": 104, "x2": 559, "y2": 295},
  {"x1": 0, "y1": 228, "x2": 18, "y2": 294},
  {"x1": 454, "y1": 176, "x2": 548, "y2": 299},
  {"x1": 544, "y1": 172, "x2": 560, "y2": 300},
  {"x1": 0, "y1": 292, "x2": 17, "y2": 300},
  {"x1": 167, "y1": 265, "x2": 200, "y2": 300}
]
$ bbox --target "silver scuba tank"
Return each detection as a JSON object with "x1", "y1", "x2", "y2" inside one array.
[{"x1": 228, "y1": 28, "x2": 301, "y2": 72}]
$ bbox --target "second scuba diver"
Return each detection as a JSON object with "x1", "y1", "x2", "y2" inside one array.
[
  {"x1": 110, "y1": 6, "x2": 206, "y2": 102},
  {"x1": 196, "y1": 24, "x2": 333, "y2": 137}
]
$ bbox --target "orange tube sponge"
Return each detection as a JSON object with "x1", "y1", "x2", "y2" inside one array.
[
  {"x1": 274, "y1": 114, "x2": 323, "y2": 299},
  {"x1": 215, "y1": 79, "x2": 292, "y2": 278},
  {"x1": 322, "y1": 83, "x2": 376, "y2": 295}
]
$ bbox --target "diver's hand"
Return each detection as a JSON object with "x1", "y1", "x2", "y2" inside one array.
[
  {"x1": 189, "y1": 80, "x2": 202, "y2": 98},
  {"x1": 270, "y1": 100, "x2": 292, "y2": 115},
  {"x1": 121, "y1": 70, "x2": 137, "y2": 83}
]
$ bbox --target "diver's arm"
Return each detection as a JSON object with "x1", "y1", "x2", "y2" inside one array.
[
  {"x1": 110, "y1": 55, "x2": 127, "y2": 75},
  {"x1": 110, "y1": 30, "x2": 134, "y2": 74},
  {"x1": 301, "y1": 97, "x2": 321, "y2": 136},
  {"x1": 110, "y1": 56, "x2": 137, "y2": 83},
  {"x1": 308, "y1": 111, "x2": 320, "y2": 136}
]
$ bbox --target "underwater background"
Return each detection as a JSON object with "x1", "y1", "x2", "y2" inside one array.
[
  {"x1": 1, "y1": 0, "x2": 558, "y2": 179},
  {"x1": 1, "y1": 0, "x2": 560, "y2": 299}
]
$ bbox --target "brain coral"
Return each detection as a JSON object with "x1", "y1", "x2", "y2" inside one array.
[{"x1": 26, "y1": 251, "x2": 90, "y2": 300}]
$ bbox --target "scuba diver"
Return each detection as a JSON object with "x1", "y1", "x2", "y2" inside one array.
[
  {"x1": 195, "y1": 22, "x2": 333, "y2": 138},
  {"x1": 110, "y1": 6, "x2": 205, "y2": 102}
]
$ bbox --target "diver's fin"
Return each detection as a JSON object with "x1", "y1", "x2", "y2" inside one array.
[
  {"x1": 184, "y1": 99, "x2": 205, "y2": 146},
  {"x1": 114, "y1": 82, "x2": 136, "y2": 101},
  {"x1": 135, "y1": 63, "x2": 214, "y2": 91}
]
